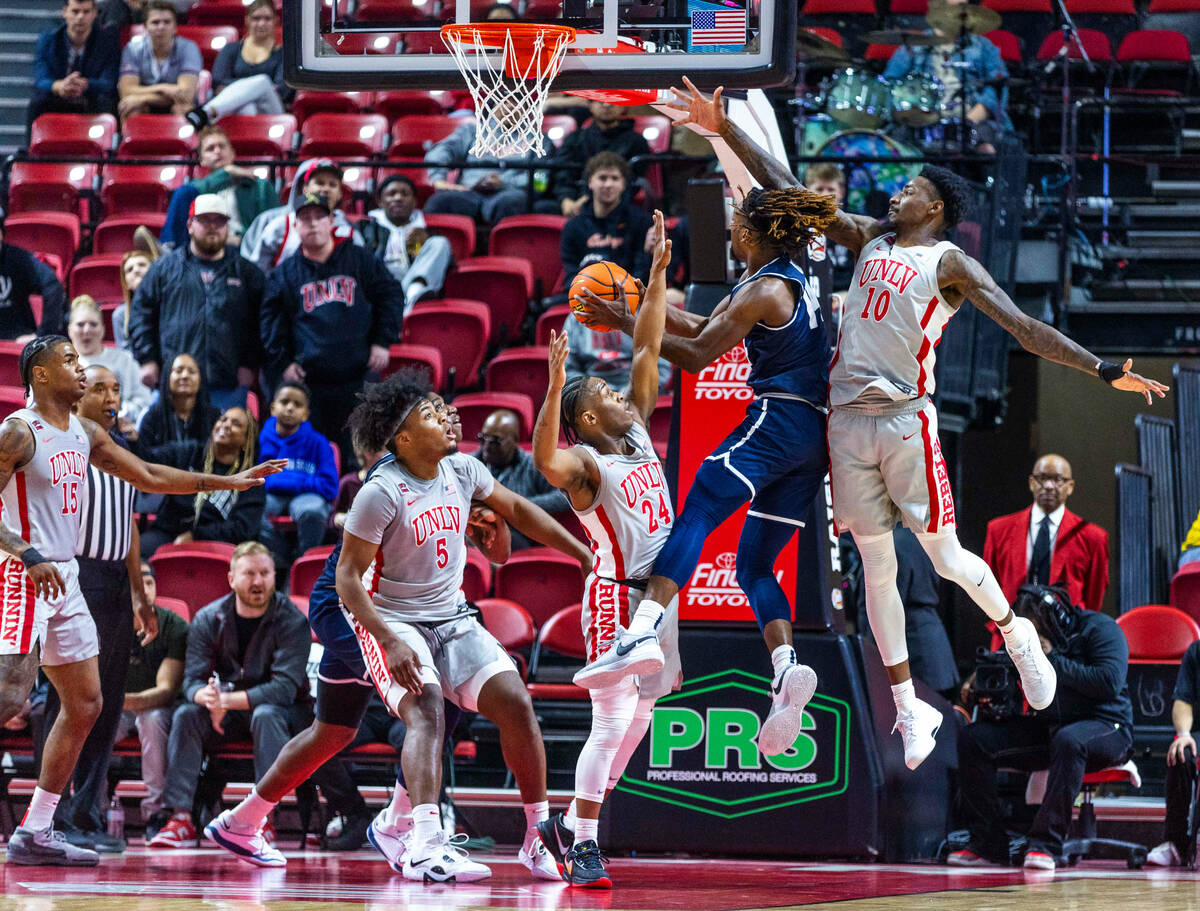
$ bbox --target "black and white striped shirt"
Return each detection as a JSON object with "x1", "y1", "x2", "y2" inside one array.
[{"x1": 77, "y1": 460, "x2": 136, "y2": 563}]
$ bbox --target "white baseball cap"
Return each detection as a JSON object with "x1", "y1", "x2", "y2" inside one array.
[{"x1": 189, "y1": 194, "x2": 230, "y2": 219}]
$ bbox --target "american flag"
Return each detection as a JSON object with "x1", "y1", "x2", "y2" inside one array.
[{"x1": 690, "y1": 8, "x2": 747, "y2": 46}]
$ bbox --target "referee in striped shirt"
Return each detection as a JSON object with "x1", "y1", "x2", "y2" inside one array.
[{"x1": 42, "y1": 364, "x2": 158, "y2": 850}]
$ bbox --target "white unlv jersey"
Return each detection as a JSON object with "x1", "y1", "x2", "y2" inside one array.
[
  {"x1": 343, "y1": 452, "x2": 494, "y2": 622},
  {"x1": 0, "y1": 408, "x2": 90, "y2": 562},
  {"x1": 575, "y1": 423, "x2": 673, "y2": 581},
  {"x1": 830, "y1": 234, "x2": 961, "y2": 407}
]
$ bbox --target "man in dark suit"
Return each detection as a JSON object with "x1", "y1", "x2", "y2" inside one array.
[
  {"x1": 983, "y1": 455, "x2": 1109, "y2": 644},
  {"x1": 28, "y1": 0, "x2": 120, "y2": 134}
]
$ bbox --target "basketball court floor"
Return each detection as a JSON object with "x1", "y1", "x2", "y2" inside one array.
[{"x1": 0, "y1": 847, "x2": 1195, "y2": 910}]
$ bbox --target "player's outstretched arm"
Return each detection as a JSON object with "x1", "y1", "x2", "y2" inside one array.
[
  {"x1": 532, "y1": 332, "x2": 601, "y2": 511},
  {"x1": 336, "y1": 531, "x2": 425, "y2": 695},
  {"x1": 0, "y1": 418, "x2": 65, "y2": 600},
  {"x1": 630, "y1": 210, "x2": 671, "y2": 424},
  {"x1": 942, "y1": 250, "x2": 1170, "y2": 404},
  {"x1": 83, "y1": 418, "x2": 288, "y2": 492},
  {"x1": 483, "y1": 481, "x2": 592, "y2": 574}
]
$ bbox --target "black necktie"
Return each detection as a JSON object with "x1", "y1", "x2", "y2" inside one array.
[{"x1": 1030, "y1": 516, "x2": 1051, "y2": 585}]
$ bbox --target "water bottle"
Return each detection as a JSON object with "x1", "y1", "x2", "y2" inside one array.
[{"x1": 106, "y1": 793, "x2": 124, "y2": 840}]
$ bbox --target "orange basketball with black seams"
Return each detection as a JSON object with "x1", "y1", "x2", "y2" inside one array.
[{"x1": 569, "y1": 261, "x2": 641, "y2": 332}]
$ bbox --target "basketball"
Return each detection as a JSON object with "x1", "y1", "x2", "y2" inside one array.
[{"x1": 569, "y1": 261, "x2": 641, "y2": 331}]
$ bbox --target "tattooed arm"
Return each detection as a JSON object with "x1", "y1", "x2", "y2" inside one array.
[
  {"x1": 940, "y1": 250, "x2": 1169, "y2": 404},
  {"x1": 82, "y1": 418, "x2": 287, "y2": 493},
  {"x1": 0, "y1": 418, "x2": 65, "y2": 599}
]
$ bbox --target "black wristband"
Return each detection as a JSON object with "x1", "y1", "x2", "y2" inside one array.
[
  {"x1": 20, "y1": 547, "x2": 47, "y2": 568},
  {"x1": 1097, "y1": 360, "x2": 1124, "y2": 384}
]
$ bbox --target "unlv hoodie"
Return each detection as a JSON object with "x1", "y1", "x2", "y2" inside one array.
[{"x1": 258, "y1": 417, "x2": 339, "y2": 501}]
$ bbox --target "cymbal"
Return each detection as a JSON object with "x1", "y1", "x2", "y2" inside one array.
[
  {"x1": 862, "y1": 29, "x2": 941, "y2": 46},
  {"x1": 926, "y1": 1, "x2": 1002, "y2": 37},
  {"x1": 796, "y1": 27, "x2": 850, "y2": 62}
]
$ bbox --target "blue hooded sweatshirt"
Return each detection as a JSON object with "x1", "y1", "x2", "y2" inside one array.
[{"x1": 259, "y1": 417, "x2": 338, "y2": 501}]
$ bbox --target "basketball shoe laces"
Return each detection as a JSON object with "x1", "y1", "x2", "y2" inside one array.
[{"x1": 571, "y1": 841, "x2": 610, "y2": 872}]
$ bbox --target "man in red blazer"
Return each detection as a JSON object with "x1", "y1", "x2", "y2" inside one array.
[{"x1": 984, "y1": 455, "x2": 1110, "y2": 646}]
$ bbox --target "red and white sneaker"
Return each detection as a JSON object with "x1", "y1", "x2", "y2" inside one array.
[
  {"x1": 261, "y1": 820, "x2": 276, "y2": 846},
  {"x1": 947, "y1": 849, "x2": 993, "y2": 866},
  {"x1": 147, "y1": 812, "x2": 198, "y2": 848},
  {"x1": 1023, "y1": 850, "x2": 1056, "y2": 871}
]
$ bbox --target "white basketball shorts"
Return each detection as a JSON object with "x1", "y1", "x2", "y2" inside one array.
[{"x1": 0, "y1": 556, "x2": 99, "y2": 666}]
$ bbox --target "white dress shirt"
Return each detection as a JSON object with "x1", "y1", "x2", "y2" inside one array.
[{"x1": 1025, "y1": 503, "x2": 1066, "y2": 566}]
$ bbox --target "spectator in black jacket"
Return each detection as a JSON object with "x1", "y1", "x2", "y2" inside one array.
[
  {"x1": 261, "y1": 193, "x2": 404, "y2": 463},
  {"x1": 140, "y1": 407, "x2": 266, "y2": 557},
  {"x1": 951, "y1": 586, "x2": 1134, "y2": 870},
  {"x1": 0, "y1": 209, "x2": 67, "y2": 342},
  {"x1": 28, "y1": 0, "x2": 120, "y2": 134},
  {"x1": 129, "y1": 194, "x2": 265, "y2": 412},
  {"x1": 551, "y1": 101, "x2": 651, "y2": 217},
  {"x1": 560, "y1": 152, "x2": 652, "y2": 286},
  {"x1": 132, "y1": 352, "x2": 219, "y2": 463}
]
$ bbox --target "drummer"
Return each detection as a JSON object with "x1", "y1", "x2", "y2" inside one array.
[{"x1": 882, "y1": 4, "x2": 1010, "y2": 154}]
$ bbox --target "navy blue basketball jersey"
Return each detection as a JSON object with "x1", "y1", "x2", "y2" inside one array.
[{"x1": 732, "y1": 257, "x2": 830, "y2": 405}]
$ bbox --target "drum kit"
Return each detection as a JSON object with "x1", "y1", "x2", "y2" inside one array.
[{"x1": 796, "y1": 1, "x2": 1005, "y2": 210}]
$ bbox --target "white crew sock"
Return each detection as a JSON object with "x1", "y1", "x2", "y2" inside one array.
[
  {"x1": 411, "y1": 804, "x2": 441, "y2": 845},
  {"x1": 563, "y1": 799, "x2": 578, "y2": 830},
  {"x1": 891, "y1": 679, "x2": 917, "y2": 716},
  {"x1": 21, "y1": 787, "x2": 60, "y2": 831},
  {"x1": 771, "y1": 644, "x2": 797, "y2": 680},
  {"x1": 524, "y1": 800, "x2": 549, "y2": 829},
  {"x1": 573, "y1": 817, "x2": 599, "y2": 847},
  {"x1": 625, "y1": 600, "x2": 665, "y2": 639},
  {"x1": 383, "y1": 783, "x2": 413, "y2": 831},
  {"x1": 228, "y1": 788, "x2": 278, "y2": 832},
  {"x1": 999, "y1": 613, "x2": 1027, "y2": 644}
]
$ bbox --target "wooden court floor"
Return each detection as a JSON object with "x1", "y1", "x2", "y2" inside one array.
[{"x1": 1, "y1": 847, "x2": 1197, "y2": 910}]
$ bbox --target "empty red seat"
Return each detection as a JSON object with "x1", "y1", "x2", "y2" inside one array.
[
  {"x1": 888, "y1": 0, "x2": 927, "y2": 11},
  {"x1": 541, "y1": 114, "x2": 577, "y2": 148},
  {"x1": 0, "y1": 386, "x2": 27, "y2": 421},
  {"x1": 1116, "y1": 603, "x2": 1200, "y2": 661},
  {"x1": 298, "y1": 113, "x2": 388, "y2": 159},
  {"x1": 401, "y1": 31, "x2": 452, "y2": 54},
  {"x1": 1148, "y1": 0, "x2": 1200, "y2": 9},
  {"x1": 803, "y1": 26, "x2": 844, "y2": 47},
  {"x1": 188, "y1": 0, "x2": 254, "y2": 28},
  {"x1": 1117, "y1": 29, "x2": 1191, "y2": 62},
  {"x1": 649, "y1": 393, "x2": 673, "y2": 456},
  {"x1": 983, "y1": 0, "x2": 1051, "y2": 10},
  {"x1": 383, "y1": 343, "x2": 445, "y2": 390},
  {"x1": 984, "y1": 29, "x2": 1023, "y2": 64},
  {"x1": 802, "y1": 0, "x2": 875, "y2": 12},
  {"x1": 69, "y1": 254, "x2": 126, "y2": 304},
  {"x1": 536, "y1": 303, "x2": 573, "y2": 346},
  {"x1": 288, "y1": 545, "x2": 336, "y2": 600},
  {"x1": 444, "y1": 256, "x2": 534, "y2": 344},
  {"x1": 291, "y1": 91, "x2": 374, "y2": 125},
  {"x1": 29, "y1": 113, "x2": 117, "y2": 158},
  {"x1": 1037, "y1": 28, "x2": 1113, "y2": 61},
  {"x1": 463, "y1": 547, "x2": 493, "y2": 602},
  {"x1": 633, "y1": 115, "x2": 671, "y2": 154},
  {"x1": 403, "y1": 300, "x2": 490, "y2": 390},
  {"x1": 1065, "y1": 0, "x2": 1136, "y2": 11},
  {"x1": 355, "y1": 0, "x2": 433, "y2": 20},
  {"x1": 375, "y1": 90, "x2": 448, "y2": 120},
  {"x1": 7, "y1": 163, "x2": 96, "y2": 216},
  {"x1": 152, "y1": 540, "x2": 237, "y2": 559},
  {"x1": 390, "y1": 116, "x2": 462, "y2": 157},
  {"x1": 321, "y1": 30, "x2": 405, "y2": 55},
  {"x1": 422, "y1": 213, "x2": 476, "y2": 261},
  {"x1": 179, "y1": 25, "x2": 239, "y2": 70},
  {"x1": 476, "y1": 598, "x2": 537, "y2": 651},
  {"x1": 100, "y1": 164, "x2": 187, "y2": 214},
  {"x1": 865, "y1": 43, "x2": 899, "y2": 61},
  {"x1": 0, "y1": 342, "x2": 23, "y2": 388},
  {"x1": 486, "y1": 346, "x2": 551, "y2": 406},
  {"x1": 93, "y1": 213, "x2": 167, "y2": 255},
  {"x1": 526, "y1": 604, "x2": 587, "y2": 699},
  {"x1": 216, "y1": 114, "x2": 298, "y2": 159},
  {"x1": 118, "y1": 115, "x2": 198, "y2": 158},
  {"x1": 2, "y1": 213, "x2": 80, "y2": 273},
  {"x1": 451, "y1": 392, "x2": 535, "y2": 444},
  {"x1": 489, "y1": 214, "x2": 566, "y2": 298},
  {"x1": 495, "y1": 549, "x2": 585, "y2": 628},
  {"x1": 148, "y1": 550, "x2": 234, "y2": 617},
  {"x1": 156, "y1": 596, "x2": 192, "y2": 621},
  {"x1": 1172, "y1": 562, "x2": 1200, "y2": 626}
]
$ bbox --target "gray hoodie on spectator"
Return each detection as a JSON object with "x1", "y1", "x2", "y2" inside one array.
[{"x1": 423, "y1": 121, "x2": 552, "y2": 191}]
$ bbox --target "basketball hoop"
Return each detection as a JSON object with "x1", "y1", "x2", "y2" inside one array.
[{"x1": 441, "y1": 22, "x2": 576, "y2": 159}]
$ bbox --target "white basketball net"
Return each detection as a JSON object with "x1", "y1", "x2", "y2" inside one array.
[{"x1": 441, "y1": 25, "x2": 574, "y2": 159}]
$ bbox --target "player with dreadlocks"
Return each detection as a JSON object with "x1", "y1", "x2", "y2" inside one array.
[
  {"x1": 660, "y1": 81, "x2": 1168, "y2": 788},
  {"x1": 575, "y1": 138, "x2": 841, "y2": 762}
]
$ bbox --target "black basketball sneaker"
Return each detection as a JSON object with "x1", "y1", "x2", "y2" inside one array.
[
  {"x1": 563, "y1": 839, "x2": 611, "y2": 889},
  {"x1": 535, "y1": 812, "x2": 574, "y2": 875}
]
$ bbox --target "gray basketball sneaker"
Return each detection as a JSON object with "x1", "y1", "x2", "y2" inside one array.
[{"x1": 7, "y1": 826, "x2": 100, "y2": 866}]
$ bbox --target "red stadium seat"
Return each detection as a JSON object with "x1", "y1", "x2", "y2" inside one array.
[
  {"x1": 495, "y1": 548, "x2": 585, "y2": 628},
  {"x1": 865, "y1": 43, "x2": 899, "y2": 61},
  {"x1": 1148, "y1": 0, "x2": 1200, "y2": 9},
  {"x1": 375, "y1": 91, "x2": 449, "y2": 120},
  {"x1": 888, "y1": 0, "x2": 927, "y2": 11},
  {"x1": 216, "y1": 114, "x2": 298, "y2": 159},
  {"x1": 463, "y1": 547, "x2": 493, "y2": 601},
  {"x1": 383, "y1": 343, "x2": 445, "y2": 390},
  {"x1": 1171, "y1": 562, "x2": 1200, "y2": 626},
  {"x1": 476, "y1": 598, "x2": 537, "y2": 651},
  {"x1": 1037, "y1": 28, "x2": 1113, "y2": 61},
  {"x1": 983, "y1": 0, "x2": 1050, "y2": 10},
  {"x1": 100, "y1": 164, "x2": 188, "y2": 214},
  {"x1": 298, "y1": 113, "x2": 388, "y2": 159},
  {"x1": 422, "y1": 213, "x2": 476, "y2": 261},
  {"x1": 401, "y1": 31, "x2": 452, "y2": 54},
  {"x1": 803, "y1": 27, "x2": 843, "y2": 47},
  {"x1": 188, "y1": 0, "x2": 255, "y2": 29},
  {"x1": 444, "y1": 256, "x2": 534, "y2": 344},
  {"x1": 390, "y1": 115, "x2": 462, "y2": 157},
  {"x1": 0, "y1": 343, "x2": 23, "y2": 388},
  {"x1": 7, "y1": 162, "x2": 95, "y2": 217},
  {"x1": 802, "y1": 0, "x2": 875, "y2": 12},
  {"x1": 1117, "y1": 28, "x2": 1191, "y2": 61},
  {"x1": 179, "y1": 25, "x2": 239, "y2": 70},
  {"x1": 2, "y1": 213, "x2": 80, "y2": 274},
  {"x1": 148, "y1": 550, "x2": 234, "y2": 617},
  {"x1": 649, "y1": 394, "x2": 673, "y2": 457},
  {"x1": 152, "y1": 541, "x2": 237, "y2": 559},
  {"x1": 485, "y1": 346, "x2": 551, "y2": 406},
  {"x1": 156, "y1": 596, "x2": 193, "y2": 621},
  {"x1": 536, "y1": 304, "x2": 572, "y2": 346},
  {"x1": 451, "y1": 392, "x2": 535, "y2": 443},
  {"x1": 633, "y1": 115, "x2": 671, "y2": 154},
  {"x1": 1116, "y1": 604, "x2": 1200, "y2": 661},
  {"x1": 526, "y1": 604, "x2": 588, "y2": 699},
  {"x1": 289, "y1": 545, "x2": 336, "y2": 600},
  {"x1": 0, "y1": 387, "x2": 27, "y2": 421},
  {"x1": 321, "y1": 31, "x2": 405, "y2": 55},
  {"x1": 489, "y1": 214, "x2": 567, "y2": 298},
  {"x1": 290, "y1": 91, "x2": 374, "y2": 125},
  {"x1": 118, "y1": 115, "x2": 198, "y2": 158},
  {"x1": 356, "y1": 0, "x2": 433, "y2": 20},
  {"x1": 984, "y1": 29, "x2": 1023, "y2": 64},
  {"x1": 29, "y1": 113, "x2": 117, "y2": 158},
  {"x1": 403, "y1": 300, "x2": 490, "y2": 390},
  {"x1": 92, "y1": 213, "x2": 167, "y2": 255},
  {"x1": 69, "y1": 254, "x2": 126, "y2": 304},
  {"x1": 1065, "y1": 0, "x2": 1136, "y2": 11},
  {"x1": 541, "y1": 114, "x2": 577, "y2": 148}
]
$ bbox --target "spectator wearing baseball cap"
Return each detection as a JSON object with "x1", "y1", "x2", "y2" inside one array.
[
  {"x1": 241, "y1": 158, "x2": 364, "y2": 275},
  {"x1": 129, "y1": 193, "x2": 267, "y2": 411},
  {"x1": 261, "y1": 191, "x2": 406, "y2": 466},
  {"x1": 0, "y1": 205, "x2": 67, "y2": 343}
]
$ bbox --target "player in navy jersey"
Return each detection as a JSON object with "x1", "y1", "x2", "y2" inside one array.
[{"x1": 576, "y1": 169, "x2": 839, "y2": 759}]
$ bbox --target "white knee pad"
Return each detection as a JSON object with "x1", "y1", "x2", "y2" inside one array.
[
  {"x1": 607, "y1": 697, "x2": 657, "y2": 791},
  {"x1": 916, "y1": 529, "x2": 1010, "y2": 623},
  {"x1": 854, "y1": 531, "x2": 909, "y2": 667},
  {"x1": 575, "y1": 680, "x2": 640, "y2": 803}
]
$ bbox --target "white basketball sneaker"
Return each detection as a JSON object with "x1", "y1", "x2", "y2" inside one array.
[
  {"x1": 892, "y1": 699, "x2": 944, "y2": 770},
  {"x1": 402, "y1": 832, "x2": 491, "y2": 883},
  {"x1": 204, "y1": 810, "x2": 286, "y2": 867},
  {"x1": 367, "y1": 808, "x2": 412, "y2": 873},
  {"x1": 573, "y1": 627, "x2": 664, "y2": 690},
  {"x1": 758, "y1": 663, "x2": 818, "y2": 756},
  {"x1": 1003, "y1": 616, "x2": 1057, "y2": 710},
  {"x1": 518, "y1": 827, "x2": 562, "y2": 880}
]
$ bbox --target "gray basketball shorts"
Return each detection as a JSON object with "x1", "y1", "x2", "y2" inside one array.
[{"x1": 827, "y1": 399, "x2": 957, "y2": 538}]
